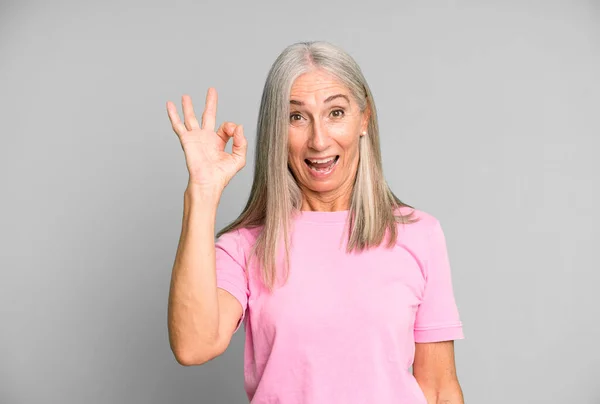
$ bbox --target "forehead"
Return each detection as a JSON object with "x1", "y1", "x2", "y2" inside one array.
[{"x1": 290, "y1": 69, "x2": 350, "y2": 102}]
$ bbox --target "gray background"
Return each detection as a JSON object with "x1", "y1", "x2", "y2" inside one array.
[{"x1": 1, "y1": 0, "x2": 599, "y2": 403}]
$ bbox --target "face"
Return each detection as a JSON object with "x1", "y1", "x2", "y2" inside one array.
[{"x1": 287, "y1": 69, "x2": 369, "y2": 209}]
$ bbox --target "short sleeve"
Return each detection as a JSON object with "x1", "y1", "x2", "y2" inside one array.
[
  {"x1": 414, "y1": 219, "x2": 464, "y2": 343},
  {"x1": 215, "y1": 229, "x2": 249, "y2": 333}
]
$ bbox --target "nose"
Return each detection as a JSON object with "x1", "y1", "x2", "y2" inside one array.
[{"x1": 308, "y1": 119, "x2": 329, "y2": 151}]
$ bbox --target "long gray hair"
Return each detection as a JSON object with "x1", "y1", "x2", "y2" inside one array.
[{"x1": 218, "y1": 41, "x2": 417, "y2": 290}]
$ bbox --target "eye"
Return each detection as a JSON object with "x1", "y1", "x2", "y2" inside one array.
[
  {"x1": 331, "y1": 109, "x2": 345, "y2": 118},
  {"x1": 290, "y1": 113, "x2": 303, "y2": 122}
]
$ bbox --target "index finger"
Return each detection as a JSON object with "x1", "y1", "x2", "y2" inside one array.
[
  {"x1": 166, "y1": 101, "x2": 186, "y2": 137},
  {"x1": 201, "y1": 87, "x2": 218, "y2": 132}
]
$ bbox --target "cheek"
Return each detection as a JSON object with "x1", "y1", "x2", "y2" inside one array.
[
  {"x1": 326, "y1": 120, "x2": 361, "y2": 144},
  {"x1": 331, "y1": 129, "x2": 361, "y2": 154},
  {"x1": 287, "y1": 136, "x2": 305, "y2": 165}
]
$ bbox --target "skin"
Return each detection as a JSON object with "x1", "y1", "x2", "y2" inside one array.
[
  {"x1": 166, "y1": 89, "x2": 247, "y2": 366},
  {"x1": 414, "y1": 341, "x2": 464, "y2": 403},
  {"x1": 287, "y1": 69, "x2": 369, "y2": 212}
]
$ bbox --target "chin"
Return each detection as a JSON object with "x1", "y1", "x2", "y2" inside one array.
[
  {"x1": 307, "y1": 183, "x2": 338, "y2": 193},
  {"x1": 303, "y1": 177, "x2": 343, "y2": 193}
]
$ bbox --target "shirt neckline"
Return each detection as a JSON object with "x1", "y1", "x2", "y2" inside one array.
[{"x1": 292, "y1": 209, "x2": 350, "y2": 224}]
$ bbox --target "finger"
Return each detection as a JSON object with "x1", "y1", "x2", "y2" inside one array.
[
  {"x1": 216, "y1": 121, "x2": 237, "y2": 144},
  {"x1": 231, "y1": 125, "x2": 247, "y2": 167},
  {"x1": 166, "y1": 101, "x2": 187, "y2": 137},
  {"x1": 182, "y1": 95, "x2": 201, "y2": 131},
  {"x1": 201, "y1": 87, "x2": 218, "y2": 132}
]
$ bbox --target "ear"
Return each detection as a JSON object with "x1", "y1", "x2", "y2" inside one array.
[{"x1": 360, "y1": 104, "x2": 371, "y2": 136}]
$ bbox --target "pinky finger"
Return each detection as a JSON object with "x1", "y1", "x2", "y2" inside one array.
[{"x1": 166, "y1": 101, "x2": 187, "y2": 137}]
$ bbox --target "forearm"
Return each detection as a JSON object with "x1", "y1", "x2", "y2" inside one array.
[
  {"x1": 420, "y1": 382, "x2": 464, "y2": 404},
  {"x1": 426, "y1": 387, "x2": 464, "y2": 404},
  {"x1": 168, "y1": 186, "x2": 222, "y2": 364},
  {"x1": 435, "y1": 392, "x2": 464, "y2": 404}
]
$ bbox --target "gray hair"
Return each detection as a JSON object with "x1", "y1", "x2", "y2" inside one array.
[{"x1": 218, "y1": 41, "x2": 417, "y2": 290}]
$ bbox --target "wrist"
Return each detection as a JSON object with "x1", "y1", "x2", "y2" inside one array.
[{"x1": 185, "y1": 184, "x2": 223, "y2": 205}]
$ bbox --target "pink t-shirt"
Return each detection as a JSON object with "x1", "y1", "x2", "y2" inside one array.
[{"x1": 215, "y1": 207, "x2": 464, "y2": 403}]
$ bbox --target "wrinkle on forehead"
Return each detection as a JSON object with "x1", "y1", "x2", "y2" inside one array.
[{"x1": 290, "y1": 70, "x2": 350, "y2": 107}]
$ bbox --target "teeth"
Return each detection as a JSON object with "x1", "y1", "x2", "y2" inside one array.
[{"x1": 308, "y1": 157, "x2": 335, "y2": 164}]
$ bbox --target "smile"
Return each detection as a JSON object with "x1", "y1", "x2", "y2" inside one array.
[{"x1": 304, "y1": 155, "x2": 340, "y2": 176}]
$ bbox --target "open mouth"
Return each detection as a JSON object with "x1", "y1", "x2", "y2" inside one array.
[{"x1": 304, "y1": 155, "x2": 340, "y2": 173}]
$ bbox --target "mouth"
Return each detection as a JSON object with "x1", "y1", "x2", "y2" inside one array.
[{"x1": 304, "y1": 155, "x2": 340, "y2": 174}]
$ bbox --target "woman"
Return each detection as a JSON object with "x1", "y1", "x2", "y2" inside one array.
[{"x1": 167, "y1": 41, "x2": 465, "y2": 403}]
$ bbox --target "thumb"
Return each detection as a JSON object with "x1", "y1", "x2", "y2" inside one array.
[{"x1": 231, "y1": 124, "x2": 247, "y2": 167}]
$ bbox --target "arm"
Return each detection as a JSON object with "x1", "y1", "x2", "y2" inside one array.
[
  {"x1": 167, "y1": 186, "x2": 243, "y2": 366},
  {"x1": 413, "y1": 340, "x2": 463, "y2": 404}
]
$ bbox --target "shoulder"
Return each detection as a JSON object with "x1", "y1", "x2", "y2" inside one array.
[
  {"x1": 393, "y1": 206, "x2": 447, "y2": 259},
  {"x1": 395, "y1": 206, "x2": 441, "y2": 238},
  {"x1": 393, "y1": 207, "x2": 449, "y2": 277},
  {"x1": 216, "y1": 226, "x2": 261, "y2": 258}
]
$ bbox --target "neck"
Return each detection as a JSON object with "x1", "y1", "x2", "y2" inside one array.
[
  {"x1": 300, "y1": 189, "x2": 352, "y2": 212},
  {"x1": 297, "y1": 167, "x2": 356, "y2": 212}
]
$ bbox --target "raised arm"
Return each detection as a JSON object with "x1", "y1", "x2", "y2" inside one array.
[{"x1": 166, "y1": 88, "x2": 247, "y2": 366}]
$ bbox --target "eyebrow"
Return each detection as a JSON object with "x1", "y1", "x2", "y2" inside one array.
[{"x1": 289, "y1": 93, "x2": 350, "y2": 106}]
